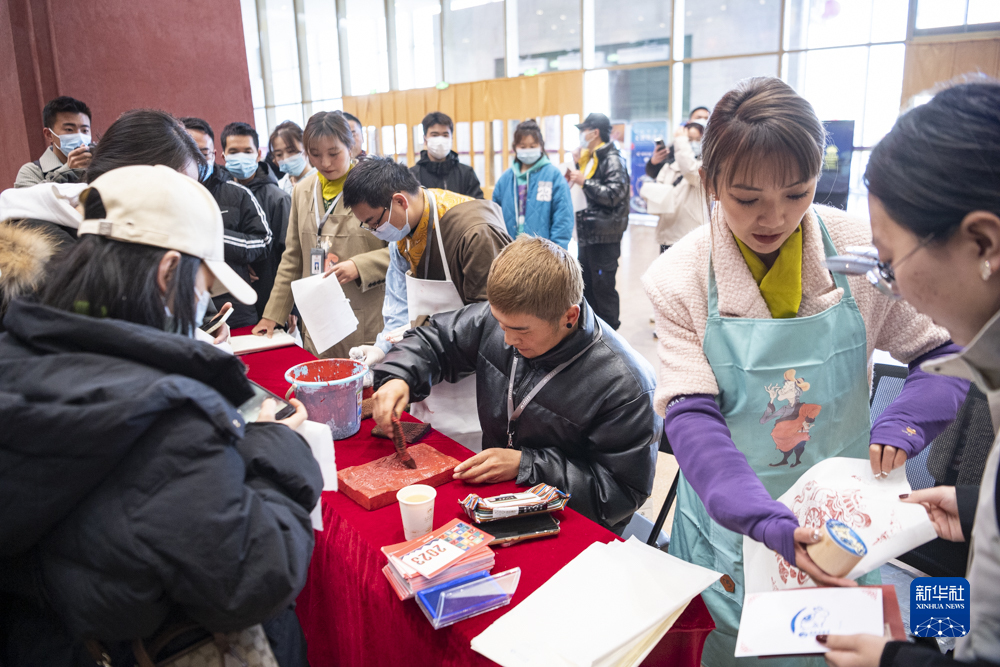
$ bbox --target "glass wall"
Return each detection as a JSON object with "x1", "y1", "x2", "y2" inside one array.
[
  {"x1": 396, "y1": 0, "x2": 441, "y2": 89},
  {"x1": 242, "y1": 0, "x2": 950, "y2": 202},
  {"x1": 518, "y1": 0, "x2": 581, "y2": 75},
  {"x1": 446, "y1": 0, "x2": 505, "y2": 83},
  {"x1": 594, "y1": 0, "x2": 670, "y2": 67}
]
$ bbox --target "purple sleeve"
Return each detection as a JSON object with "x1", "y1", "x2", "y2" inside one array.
[
  {"x1": 871, "y1": 343, "x2": 971, "y2": 457},
  {"x1": 665, "y1": 394, "x2": 800, "y2": 565}
]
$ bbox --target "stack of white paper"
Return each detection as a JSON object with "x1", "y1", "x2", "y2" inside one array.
[
  {"x1": 229, "y1": 331, "x2": 297, "y2": 355},
  {"x1": 471, "y1": 537, "x2": 720, "y2": 667},
  {"x1": 743, "y1": 457, "x2": 938, "y2": 593},
  {"x1": 290, "y1": 274, "x2": 358, "y2": 354}
]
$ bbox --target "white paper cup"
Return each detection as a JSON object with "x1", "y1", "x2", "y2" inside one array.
[{"x1": 397, "y1": 484, "x2": 437, "y2": 540}]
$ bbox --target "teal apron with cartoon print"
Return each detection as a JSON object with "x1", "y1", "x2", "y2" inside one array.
[{"x1": 668, "y1": 215, "x2": 877, "y2": 667}]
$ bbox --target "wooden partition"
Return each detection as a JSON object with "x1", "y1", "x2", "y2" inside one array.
[
  {"x1": 901, "y1": 34, "x2": 1000, "y2": 105},
  {"x1": 343, "y1": 70, "x2": 584, "y2": 190}
]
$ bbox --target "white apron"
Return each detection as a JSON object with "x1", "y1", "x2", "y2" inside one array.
[{"x1": 404, "y1": 190, "x2": 483, "y2": 452}]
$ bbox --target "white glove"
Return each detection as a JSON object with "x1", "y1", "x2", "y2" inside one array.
[{"x1": 349, "y1": 345, "x2": 385, "y2": 368}]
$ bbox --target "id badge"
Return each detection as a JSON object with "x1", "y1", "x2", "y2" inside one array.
[{"x1": 310, "y1": 247, "x2": 325, "y2": 276}]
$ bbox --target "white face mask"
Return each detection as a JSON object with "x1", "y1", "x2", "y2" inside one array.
[
  {"x1": 164, "y1": 287, "x2": 212, "y2": 337},
  {"x1": 425, "y1": 136, "x2": 452, "y2": 160},
  {"x1": 579, "y1": 131, "x2": 594, "y2": 149},
  {"x1": 516, "y1": 147, "x2": 542, "y2": 165}
]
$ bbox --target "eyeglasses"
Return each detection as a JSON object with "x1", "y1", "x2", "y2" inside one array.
[
  {"x1": 875, "y1": 233, "x2": 935, "y2": 288},
  {"x1": 359, "y1": 206, "x2": 389, "y2": 233},
  {"x1": 825, "y1": 233, "x2": 935, "y2": 299}
]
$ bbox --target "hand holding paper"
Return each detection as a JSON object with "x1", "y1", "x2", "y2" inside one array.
[
  {"x1": 290, "y1": 273, "x2": 358, "y2": 354},
  {"x1": 744, "y1": 457, "x2": 937, "y2": 593}
]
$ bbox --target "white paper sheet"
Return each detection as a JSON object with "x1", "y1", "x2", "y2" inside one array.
[
  {"x1": 744, "y1": 457, "x2": 938, "y2": 593},
  {"x1": 193, "y1": 327, "x2": 235, "y2": 354},
  {"x1": 735, "y1": 587, "x2": 883, "y2": 657},
  {"x1": 471, "y1": 537, "x2": 720, "y2": 667},
  {"x1": 294, "y1": 420, "x2": 337, "y2": 531},
  {"x1": 570, "y1": 184, "x2": 588, "y2": 213},
  {"x1": 229, "y1": 331, "x2": 297, "y2": 355},
  {"x1": 289, "y1": 274, "x2": 358, "y2": 355}
]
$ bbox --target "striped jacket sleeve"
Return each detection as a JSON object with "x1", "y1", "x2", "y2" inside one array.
[{"x1": 222, "y1": 182, "x2": 272, "y2": 265}]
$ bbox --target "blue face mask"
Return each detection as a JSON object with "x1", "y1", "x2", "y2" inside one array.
[
  {"x1": 370, "y1": 199, "x2": 411, "y2": 243},
  {"x1": 279, "y1": 152, "x2": 309, "y2": 177},
  {"x1": 57, "y1": 132, "x2": 90, "y2": 154},
  {"x1": 164, "y1": 288, "x2": 213, "y2": 337},
  {"x1": 225, "y1": 153, "x2": 259, "y2": 180}
]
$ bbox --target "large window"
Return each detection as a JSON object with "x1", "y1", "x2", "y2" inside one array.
[
  {"x1": 242, "y1": 0, "x2": 987, "y2": 203},
  {"x1": 518, "y1": 0, "x2": 581, "y2": 75},
  {"x1": 396, "y1": 0, "x2": 441, "y2": 90},
  {"x1": 916, "y1": 0, "x2": 1000, "y2": 32},
  {"x1": 446, "y1": 0, "x2": 505, "y2": 83}
]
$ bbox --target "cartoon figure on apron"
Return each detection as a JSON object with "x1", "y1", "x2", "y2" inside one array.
[{"x1": 762, "y1": 369, "x2": 823, "y2": 468}]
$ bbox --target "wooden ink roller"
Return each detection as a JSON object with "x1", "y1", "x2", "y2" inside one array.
[{"x1": 806, "y1": 518, "x2": 867, "y2": 578}]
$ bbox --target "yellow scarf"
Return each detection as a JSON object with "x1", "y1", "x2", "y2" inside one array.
[
  {"x1": 734, "y1": 225, "x2": 803, "y2": 319},
  {"x1": 579, "y1": 142, "x2": 606, "y2": 180},
  {"x1": 398, "y1": 188, "x2": 473, "y2": 273},
  {"x1": 318, "y1": 164, "x2": 351, "y2": 207}
]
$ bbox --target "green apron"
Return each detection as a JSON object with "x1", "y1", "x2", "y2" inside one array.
[{"x1": 668, "y1": 215, "x2": 877, "y2": 666}]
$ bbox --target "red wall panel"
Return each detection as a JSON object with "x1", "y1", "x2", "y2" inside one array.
[{"x1": 0, "y1": 0, "x2": 255, "y2": 189}]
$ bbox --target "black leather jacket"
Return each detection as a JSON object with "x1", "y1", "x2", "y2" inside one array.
[
  {"x1": 373, "y1": 300, "x2": 660, "y2": 533},
  {"x1": 575, "y1": 142, "x2": 630, "y2": 246}
]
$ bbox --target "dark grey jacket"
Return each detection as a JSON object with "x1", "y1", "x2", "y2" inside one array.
[
  {"x1": 0, "y1": 299, "x2": 321, "y2": 665},
  {"x1": 373, "y1": 300, "x2": 660, "y2": 532},
  {"x1": 575, "y1": 142, "x2": 630, "y2": 246}
]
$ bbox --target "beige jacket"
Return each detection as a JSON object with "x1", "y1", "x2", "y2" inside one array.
[
  {"x1": 642, "y1": 203, "x2": 951, "y2": 416},
  {"x1": 262, "y1": 171, "x2": 390, "y2": 358},
  {"x1": 639, "y1": 135, "x2": 708, "y2": 246}
]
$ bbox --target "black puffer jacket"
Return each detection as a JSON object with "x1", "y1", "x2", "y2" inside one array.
[
  {"x1": 0, "y1": 299, "x2": 321, "y2": 665},
  {"x1": 409, "y1": 150, "x2": 484, "y2": 199},
  {"x1": 374, "y1": 300, "x2": 660, "y2": 532},
  {"x1": 575, "y1": 142, "x2": 630, "y2": 246}
]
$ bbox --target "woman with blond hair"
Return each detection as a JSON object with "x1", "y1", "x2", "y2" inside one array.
[
  {"x1": 253, "y1": 111, "x2": 389, "y2": 358},
  {"x1": 643, "y1": 77, "x2": 970, "y2": 666}
]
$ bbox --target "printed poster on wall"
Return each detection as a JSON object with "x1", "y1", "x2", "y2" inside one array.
[{"x1": 628, "y1": 120, "x2": 668, "y2": 214}]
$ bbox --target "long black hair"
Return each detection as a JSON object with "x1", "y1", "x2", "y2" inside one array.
[
  {"x1": 85, "y1": 109, "x2": 206, "y2": 183},
  {"x1": 39, "y1": 189, "x2": 202, "y2": 333},
  {"x1": 866, "y1": 79, "x2": 1000, "y2": 242}
]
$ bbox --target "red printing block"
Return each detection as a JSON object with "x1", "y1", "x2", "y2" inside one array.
[{"x1": 337, "y1": 443, "x2": 460, "y2": 511}]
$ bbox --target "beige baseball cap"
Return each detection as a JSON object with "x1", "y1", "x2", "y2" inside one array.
[{"x1": 77, "y1": 165, "x2": 257, "y2": 305}]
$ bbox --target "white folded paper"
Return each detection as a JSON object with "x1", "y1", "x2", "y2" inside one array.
[
  {"x1": 290, "y1": 274, "x2": 358, "y2": 355},
  {"x1": 294, "y1": 420, "x2": 337, "y2": 531},
  {"x1": 735, "y1": 587, "x2": 884, "y2": 657},
  {"x1": 193, "y1": 326, "x2": 234, "y2": 354},
  {"x1": 471, "y1": 537, "x2": 721, "y2": 667},
  {"x1": 229, "y1": 331, "x2": 297, "y2": 355},
  {"x1": 570, "y1": 183, "x2": 589, "y2": 213},
  {"x1": 744, "y1": 457, "x2": 938, "y2": 593}
]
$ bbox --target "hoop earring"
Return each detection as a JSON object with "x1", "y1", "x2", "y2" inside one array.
[{"x1": 982, "y1": 260, "x2": 993, "y2": 282}]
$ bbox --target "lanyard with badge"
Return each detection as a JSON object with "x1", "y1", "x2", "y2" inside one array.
[
  {"x1": 505, "y1": 323, "x2": 603, "y2": 448},
  {"x1": 310, "y1": 181, "x2": 341, "y2": 275}
]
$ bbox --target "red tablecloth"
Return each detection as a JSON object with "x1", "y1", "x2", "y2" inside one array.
[{"x1": 234, "y1": 328, "x2": 715, "y2": 667}]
